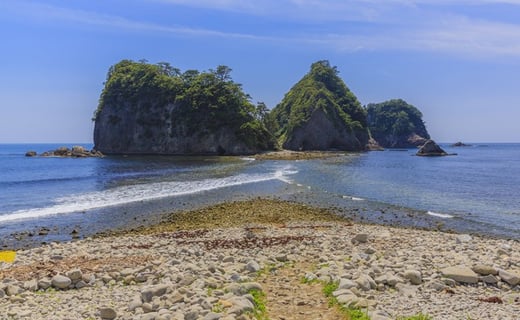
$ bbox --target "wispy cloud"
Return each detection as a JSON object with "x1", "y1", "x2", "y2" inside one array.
[
  {"x1": 0, "y1": 1, "x2": 272, "y2": 40},
  {"x1": 2, "y1": 0, "x2": 520, "y2": 58}
]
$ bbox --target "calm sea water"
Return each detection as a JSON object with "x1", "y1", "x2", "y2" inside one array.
[{"x1": 0, "y1": 143, "x2": 519, "y2": 246}]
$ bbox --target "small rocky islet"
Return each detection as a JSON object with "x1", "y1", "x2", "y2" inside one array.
[
  {"x1": 1, "y1": 199, "x2": 519, "y2": 320},
  {"x1": 25, "y1": 146, "x2": 103, "y2": 158}
]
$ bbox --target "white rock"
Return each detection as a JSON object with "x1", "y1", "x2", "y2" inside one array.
[
  {"x1": 404, "y1": 270, "x2": 422, "y2": 285},
  {"x1": 99, "y1": 307, "x2": 117, "y2": 320},
  {"x1": 141, "y1": 284, "x2": 170, "y2": 302},
  {"x1": 228, "y1": 296, "x2": 254, "y2": 315},
  {"x1": 66, "y1": 268, "x2": 83, "y2": 281},
  {"x1": 38, "y1": 278, "x2": 52, "y2": 290},
  {"x1": 338, "y1": 278, "x2": 357, "y2": 290},
  {"x1": 6, "y1": 285, "x2": 23, "y2": 296},
  {"x1": 456, "y1": 234, "x2": 472, "y2": 243},
  {"x1": 352, "y1": 233, "x2": 369, "y2": 243},
  {"x1": 480, "y1": 274, "x2": 498, "y2": 284},
  {"x1": 441, "y1": 266, "x2": 478, "y2": 284},
  {"x1": 336, "y1": 294, "x2": 359, "y2": 306},
  {"x1": 52, "y1": 275, "x2": 72, "y2": 289},
  {"x1": 23, "y1": 279, "x2": 38, "y2": 291},
  {"x1": 498, "y1": 269, "x2": 520, "y2": 286},
  {"x1": 472, "y1": 264, "x2": 498, "y2": 276},
  {"x1": 245, "y1": 260, "x2": 261, "y2": 273}
]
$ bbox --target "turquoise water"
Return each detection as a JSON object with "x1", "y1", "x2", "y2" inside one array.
[{"x1": 0, "y1": 143, "x2": 519, "y2": 246}]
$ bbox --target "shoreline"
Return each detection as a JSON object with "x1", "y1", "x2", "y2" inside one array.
[
  {"x1": 1, "y1": 198, "x2": 519, "y2": 319},
  {"x1": 2, "y1": 188, "x2": 519, "y2": 251}
]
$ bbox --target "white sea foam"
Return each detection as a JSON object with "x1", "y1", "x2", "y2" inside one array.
[
  {"x1": 0, "y1": 167, "x2": 297, "y2": 223},
  {"x1": 342, "y1": 195, "x2": 365, "y2": 201},
  {"x1": 426, "y1": 211, "x2": 454, "y2": 218}
]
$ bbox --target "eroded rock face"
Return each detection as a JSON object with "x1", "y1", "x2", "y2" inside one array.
[
  {"x1": 282, "y1": 108, "x2": 367, "y2": 151},
  {"x1": 416, "y1": 140, "x2": 448, "y2": 156},
  {"x1": 94, "y1": 101, "x2": 256, "y2": 155}
]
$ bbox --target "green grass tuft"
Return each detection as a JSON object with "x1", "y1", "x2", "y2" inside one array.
[{"x1": 248, "y1": 289, "x2": 269, "y2": 320}]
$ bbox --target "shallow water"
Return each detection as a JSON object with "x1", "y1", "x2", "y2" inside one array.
[{"x1": 0, "y1": 143, "x2": 519, "y2": 248}]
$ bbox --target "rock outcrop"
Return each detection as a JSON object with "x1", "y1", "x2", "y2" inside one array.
[
  {"x1": 271, "y1": 60, "x2": 369, "y2": 151},
  {"x1": 26, "y1": 146, "x2": 103, "y2": 158},
  {"x1": 366, "y1": 99, "x2": 430, "y2": 148},
  {"x1": 93, "y1": 60, "x2": 274, "y2": 155},
  {"x1": 452, "y1": 141, "x2": 471, "y2": 147},
  {"x1": 416, "y1": 140, "x2": 448, "y2": 156}
]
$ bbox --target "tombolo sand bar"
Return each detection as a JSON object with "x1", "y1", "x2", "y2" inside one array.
[{"x1": 1, "y1": 199, "x2": 519, "y2": 320}]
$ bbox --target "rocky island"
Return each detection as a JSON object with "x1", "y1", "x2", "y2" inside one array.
[
  {"x1": 270, "y1": 60, "x2": 369, "y2": 151},
  {"x1": 366, "y1": 99, "x2": 430, "y2": 148},
  {"x1": 92, "y1": 59, "x2": 448, "y2": 156},
  {"x1": 93, "y1": 60, "x2": 275, "y2": 155}
]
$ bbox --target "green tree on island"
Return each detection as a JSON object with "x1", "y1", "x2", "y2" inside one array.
[{"x1": 94, "y1": 60, "x2": 276, "y2": 155}]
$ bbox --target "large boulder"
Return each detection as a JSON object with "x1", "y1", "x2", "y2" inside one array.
[
  {"x1": 271, "y1": 60, "x2": 369, "y2": 151},
  {"x1": 416, "y1": 140, "x2": 448, "y2": 156}
]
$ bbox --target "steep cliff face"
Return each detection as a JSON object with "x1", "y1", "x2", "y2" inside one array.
[
  {"x1": 366, "y1": 99, "x2": 430, "y2": 148},
  {"x1": 271, "y1": 61, "x2": 369, "y2": 151},
  {"x1": 93, "y1": 60, "x2": 274, "y2": 155}
]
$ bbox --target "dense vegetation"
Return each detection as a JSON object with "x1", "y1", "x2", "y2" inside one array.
[
  {"x1": 271, "y1": 60, "x2": 368, "y2": 149},
  {"x1": 95, "y1": 60, "x2": 275, "y2": 151},
  {"x1": 366, "y1": 99, "x2": 430, "y2": 147}
]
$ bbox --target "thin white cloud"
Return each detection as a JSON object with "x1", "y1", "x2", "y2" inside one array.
[
  {"x1": 2, "y1": 0, "x2": 520, "y2": 57},
  {"x1": 0, "y1": 1, "x2": 272, "y2": 40}
]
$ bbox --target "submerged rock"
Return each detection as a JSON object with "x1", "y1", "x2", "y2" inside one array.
[{"x1": 416, "y1": 140, "x2": 449, "y2": 156}]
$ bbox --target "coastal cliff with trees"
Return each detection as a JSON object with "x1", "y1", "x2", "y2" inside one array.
[
  {"x1": 93, "y1": 60, "x2": 434, "y2": 155},
  {"x1": 270, "y1": 61, "x2": 369, "y2": 151},
  {"x1": 366, "y1": 99, "x2": 430, "y2": 148},
  {"x1": 93, "y1": 60, "x2": 275, "y2": 155}
]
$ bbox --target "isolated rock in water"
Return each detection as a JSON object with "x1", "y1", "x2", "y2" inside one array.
[
  {"x1": 452, "y1": 141, "x2": 471, "y2": 147},
  {"x1": 38, "y1": 146, "x2": 104, "y2": 158},
  {"x1": 25, "y1": 151, "x2": 37, "y2": 157},
  {"x1": 416, "y1": 140, "x2": 448, "y2": 156}
]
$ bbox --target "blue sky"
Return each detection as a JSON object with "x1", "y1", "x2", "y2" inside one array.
[{"x1": 1, "y1": 0, "x2": 519, "y2": 143}]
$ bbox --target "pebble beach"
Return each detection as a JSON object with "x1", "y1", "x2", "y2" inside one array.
[{"x1": 1, "y1": 199, "x2": 519, "y2": 320}]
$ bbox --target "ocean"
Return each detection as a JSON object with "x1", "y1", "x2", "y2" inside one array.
[{"x1": 0, "y1": 143, "x2": 519, "y2": 248}]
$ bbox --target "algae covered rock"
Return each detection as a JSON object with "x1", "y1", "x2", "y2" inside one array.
[{"x1": 271, "y1": 60, "x2": 369, "y2": 151}]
